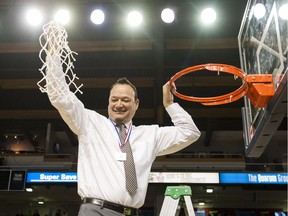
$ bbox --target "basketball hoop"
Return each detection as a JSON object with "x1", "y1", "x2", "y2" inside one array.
[{"x1": 169, "y1": 64, "x2": 274, "y2": 108}]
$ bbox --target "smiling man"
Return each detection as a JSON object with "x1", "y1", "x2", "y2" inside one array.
[
  {"x1": 108, "y1": 78, "x2": 139, "y2": 125},
  {"x1": 43, "y1": 39, "x2": 200, "y2": 216}
]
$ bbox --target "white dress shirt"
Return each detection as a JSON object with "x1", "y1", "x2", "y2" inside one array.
[{"x1": 45, "y1": 55, "x2": 201, "y2": 208}]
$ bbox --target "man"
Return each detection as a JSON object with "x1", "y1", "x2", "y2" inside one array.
[{"x1": 44, "y1": 47, "x2": 200, "y2": 216}]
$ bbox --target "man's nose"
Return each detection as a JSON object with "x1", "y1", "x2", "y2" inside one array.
[{"x1": 116, "y1": 99, "x2": 123, "y2": 106}]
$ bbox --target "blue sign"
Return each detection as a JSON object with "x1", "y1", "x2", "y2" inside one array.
[
  {"x1": 26, "y1": 172, "x2": 77, "y2": 183},
  {"x1": 220, "y1": 172, "x2": 288, "y2": 184}
]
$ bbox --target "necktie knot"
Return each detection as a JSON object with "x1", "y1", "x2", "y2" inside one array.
[
  {"x1": 117, "y1": 124, "x2": 126, "y2": 143},
  {"x1": 117, "y1": 123, "x2": 126, "y2": 131}
]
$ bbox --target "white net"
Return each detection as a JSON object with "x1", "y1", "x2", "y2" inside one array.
[{"x1": 38, "y1": 21, "x2": 83, "y2": 97}]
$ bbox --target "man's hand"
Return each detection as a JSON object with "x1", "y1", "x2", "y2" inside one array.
[
  {"x1": 163, "y1": 81, "x2": 175, "y2": 108},
  {"x1": 47, "y1": 30, "x2": 59, "y2": 55},
  {"x1": 43, "y1": 23, "x2": 61, "y2": 55}
]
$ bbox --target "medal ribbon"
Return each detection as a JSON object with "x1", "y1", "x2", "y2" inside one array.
[{"x1": 110, "y1": 119, "x2": 132, "y2": 148}]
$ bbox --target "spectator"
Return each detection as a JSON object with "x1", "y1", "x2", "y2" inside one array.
[
  {"x1": 32, "y1": 209, "x2": 40, "y2": 216},
  {"x1": 55, "y1": 209, "x2": 61, "y2": 216},
  {"x1": 16, "y1": 209, "x2": 24, "y2": 216}
]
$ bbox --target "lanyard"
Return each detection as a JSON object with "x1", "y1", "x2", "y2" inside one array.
[{"x1": 110, "y1": 119, "x2": 132, "y2": 148}]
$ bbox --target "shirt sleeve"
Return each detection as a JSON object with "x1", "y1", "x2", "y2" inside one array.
[
  {"x1": 155, "y1": 103, "x2": 201, "y2": 156},
  {"x1": 45, "y1": 55, "x2": 87, "y2": 135}
]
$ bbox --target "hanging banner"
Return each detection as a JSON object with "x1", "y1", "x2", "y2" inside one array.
[
  {"x1": 26, "y1": 172, "x2": 77, "y2": 183},
  {"x1": 220, "y1": 172, "x2": 288, "y2": 184}
]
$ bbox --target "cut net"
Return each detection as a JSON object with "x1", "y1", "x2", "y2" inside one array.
[{"x1": 38, "y1": 21, "x2": 83, "y2": 97}]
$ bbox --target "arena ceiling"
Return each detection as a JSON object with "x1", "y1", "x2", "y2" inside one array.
[{"x1": 0, "y1": 0, "x2": 287, "y2": 211}]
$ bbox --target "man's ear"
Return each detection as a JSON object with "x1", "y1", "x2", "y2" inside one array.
[{"x1": 135, "y1": 99, "x2": 140, "y2": 110}]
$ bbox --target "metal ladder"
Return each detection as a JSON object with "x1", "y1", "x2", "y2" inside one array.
[{"x1": 159, "y1": 186, "x2": 196, "y2": 216}]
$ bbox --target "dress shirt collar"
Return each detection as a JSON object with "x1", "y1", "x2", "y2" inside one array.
[{"x1": 109, "y1": 119, "x2": 132, "y2": 131}]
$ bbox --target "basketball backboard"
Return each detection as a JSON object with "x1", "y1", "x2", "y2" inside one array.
[{"x1": 239, "y1": 0, "x2": 287, "y2": 157}]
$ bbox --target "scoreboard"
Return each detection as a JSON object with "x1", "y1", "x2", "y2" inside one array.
[{"x1": 0, "y1": 170, "x2": 26, "y2": 191}]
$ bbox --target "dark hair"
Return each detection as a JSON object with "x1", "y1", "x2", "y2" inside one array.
[{"x1": 110, "y1": 77, "x2": 138, "y2": 100}]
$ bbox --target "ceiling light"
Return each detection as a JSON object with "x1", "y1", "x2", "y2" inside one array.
[
  {"x1": 161, "y1": 8, "x2": 175, "y2": 23},
  {"x1": 206, "y1": 188, "x2": 213, "y2": 193},
  {"x1": 91, "y1": 9, "x2": 105, "y2": 25},
  {"x1": 26, "y1": 187, "x2": 33, "y2": 192},
  {"x1": 37, "y1": 198, "x2": 44, "y2": 205},
  {"x1": 199, "y1": 202, "x2": 205, "y2": 206},
  {"x1": 127, "y1": 11, "x2": 143, "y2": 27},
  {"x1": 201, "y1": 8, "x2": 217, "y2": 24},
  {"x1": 54, "y1": 9, "x2": 70, "y2": 25},
  {"x1": 279, "y1": 4, "x2": 288, "y2": 20},
  {"x1": 253, "y1": 3, "x2": 266, "y2": 20},
  {"x1": 25, "y1": 8, "x2": 43, "y2": 27}
]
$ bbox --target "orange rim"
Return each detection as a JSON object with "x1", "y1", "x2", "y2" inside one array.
[{"x1": 169, "y1": 64, "x2": 249, "y2": 106}]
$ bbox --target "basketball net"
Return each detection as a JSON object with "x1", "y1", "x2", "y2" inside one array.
[{"x1": 38, "y1": 21, "x2": 83, "y2": 97}]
